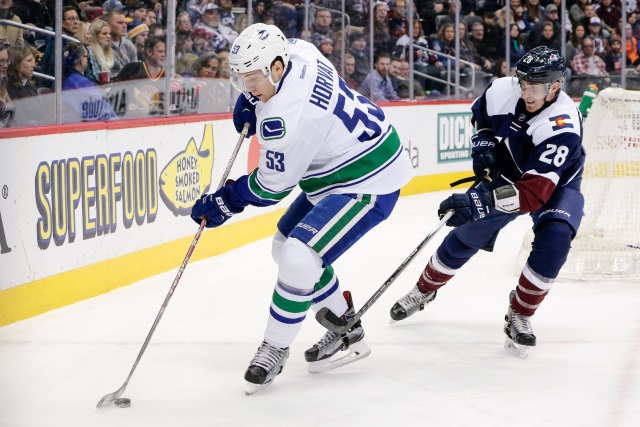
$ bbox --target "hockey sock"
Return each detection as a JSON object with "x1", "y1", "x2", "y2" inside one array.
[
  {"x1": 512, "y1": 264, "x2": 551, "y2": 317},
  {"x1": 311, "y1": 265, "x2": 348, "y2": 316},
  {"x1": 266, "y1": 266, "x2": 347, "y2": 348},
  {"x1": 511, "y1": 220, "x2": 573, "y2": 316},
  {"x1": 265, "y1": 279, "x2": 314, "y2": 348},
  {"x1": 417, "y1": 233, "x2": 478, "y2": 293},
  {"x1": 417, "y1": 254, "x2": 455, "y2": 293},
  {"x1": 265, "y1": 238, "x2": 324, "y2": 348}
]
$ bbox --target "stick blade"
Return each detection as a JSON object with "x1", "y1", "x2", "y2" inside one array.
[
  {"x1": 315, "y1": 307, "x2": 350, "y2": 333},
  {"x1": 96, "y1": 388, "x2": 123, "y2": 409}
]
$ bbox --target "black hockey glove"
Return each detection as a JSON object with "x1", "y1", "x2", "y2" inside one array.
[
  {"x1": 191, "y1": 180, "x2": 248, "y2": 228},
  {"x1": 471, "y1": 131, "x2": 500, "y2": 182}
]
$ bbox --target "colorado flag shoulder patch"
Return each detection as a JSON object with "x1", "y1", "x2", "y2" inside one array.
[{"x1": 549, "y1": 114, "x2": 574, "y2": 131}]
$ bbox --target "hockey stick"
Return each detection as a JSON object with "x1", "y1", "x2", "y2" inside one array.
[
  {"x1": 96, "y1": 123, "x2": 250, "y2": 409},
  {"x1": 315, "y1": 175, "x2": 483, "y2": 334}
]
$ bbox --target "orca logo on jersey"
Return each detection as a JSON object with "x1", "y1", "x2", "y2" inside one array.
[{"x1": 261, "y1": 117, "x2": 286, "y2": 140}]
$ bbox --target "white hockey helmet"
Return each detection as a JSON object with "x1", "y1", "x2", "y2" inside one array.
[{"x1": 229, "y1": 24, "x2": 290, "y2": 89}]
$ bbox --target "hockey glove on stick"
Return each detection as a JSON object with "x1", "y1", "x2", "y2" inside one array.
[
  {"x1": 191, "y1": 180, "x2": 248, "y2": 228},
  {"x1": 233, "y1": 91, "x2": 258, "y2": 138},
  {"x1": 438, "y1": 184, "x2": 520, "y2": 227},
  {"x1": 471, "y1": 131, "x2": 500, "y2": 182}
]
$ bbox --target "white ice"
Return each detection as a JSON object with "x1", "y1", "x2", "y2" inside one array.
[{"x1": 1, "y1": 191, "x2": 639, "y2": 427}]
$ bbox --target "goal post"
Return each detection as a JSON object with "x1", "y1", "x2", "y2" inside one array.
[{"x1": 517, "y1": 88, "x2": 640, "y2": 280}]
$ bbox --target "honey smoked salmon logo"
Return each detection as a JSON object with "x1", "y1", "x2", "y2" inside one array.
[{"x1": 159, "y1": 124, "x2": 215, "y2": 215}]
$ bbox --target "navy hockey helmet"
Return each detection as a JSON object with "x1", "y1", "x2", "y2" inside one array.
[{"x1": 515, "y1": 46, "x2": 566, "y2": 85}]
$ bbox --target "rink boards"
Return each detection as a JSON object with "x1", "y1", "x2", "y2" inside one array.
[{"x1": 0, "y1": 101, "x2": 474, "y2": 325}]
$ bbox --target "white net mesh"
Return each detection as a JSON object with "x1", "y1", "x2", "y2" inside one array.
[{"x1": 517, "y1": 88, "x2": 640, "y2": 280}]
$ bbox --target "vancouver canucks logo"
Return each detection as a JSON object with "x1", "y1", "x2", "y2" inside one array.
[
  {"x1": 257, "y1": 29, "x2": 269, "y2": 40},
  {"x1": 232, "y1": 45, "x2": 240, "y2": 54},
  {"x1": 261, "y1": 117, "x2": 286, "y2": 140},
  {"x1": 159, "y1": 124, "x2": 215, "y2": 215}
]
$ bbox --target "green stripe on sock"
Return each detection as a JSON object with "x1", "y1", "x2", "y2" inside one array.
[
  {"x1": 314, "y1": 265, "x2": 335, "y2": 292},
  {"x1": 272, "y1": 290, "x2": 313, "y2": 314}
]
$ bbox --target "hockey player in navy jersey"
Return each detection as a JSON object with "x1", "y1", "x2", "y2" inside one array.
[
  {"x1": 389, "y1": 47, "x2": 586, "y2": 358},
  {"x1": 190, "y1": 24, "x2": 414, "y2": 393}
]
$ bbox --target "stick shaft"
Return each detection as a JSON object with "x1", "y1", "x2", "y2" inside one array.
[
  {"x1": 97, "y1": 124, "x2": 249, "y2": 407},
  {"x1": 316, "y1": 211, "x2": 452, "y2": 333},
  {"x1": 316, "y1": 175, "x2": 484, "y2": 333}
]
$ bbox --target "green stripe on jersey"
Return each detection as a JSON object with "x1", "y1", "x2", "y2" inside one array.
[
  {"x1": 299, "y1": 128, "x2": 401, "y2": 194},
  {"x1": 311, "y1": 195, "x2": 372, "y2": 253},
  {"x1": 248, "y1": 170, "x2": 293, "y2": 201}
]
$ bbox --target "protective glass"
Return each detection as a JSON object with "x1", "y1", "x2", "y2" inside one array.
[
  {"x1": 230, "y1": 70, "x2": 270, "y2": 93},
  {"x1": 511, "y1": 77, "x2": 548, "y2": 101}
]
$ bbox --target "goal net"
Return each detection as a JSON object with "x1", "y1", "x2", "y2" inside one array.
[{"x1": 517, "y1": 88, "x2": 640, "y2": 280}]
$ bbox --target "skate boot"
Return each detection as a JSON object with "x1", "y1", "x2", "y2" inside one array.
[
  {"x1": 244, "y1": 340, "x2": 289, "y2": 395},
  {"x1": 389, "y1": 284, "x2": 437, "y2": 323},
  {"x1": 305, "y1": 291, "x2": 371, "y2": 374},
  {"x1": 503, "y1": 290, "x2": 536, "y2": 359}
]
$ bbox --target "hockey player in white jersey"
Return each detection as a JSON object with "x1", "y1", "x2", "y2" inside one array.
[
  {"x1": 389, "y1": 47, "x2": 586, "y2": 358},
  {"x1": 190, "y1": 24, "x2": 414, "y2": 394}
]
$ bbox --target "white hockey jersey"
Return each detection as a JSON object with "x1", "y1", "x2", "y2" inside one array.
[{"x1": 234, "y1": 39, "x2": 414, "y2": 206}]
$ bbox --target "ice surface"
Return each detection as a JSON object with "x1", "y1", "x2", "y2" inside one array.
[{"x1": 1, "y1": 191, "x2": 639, "y2": 426}]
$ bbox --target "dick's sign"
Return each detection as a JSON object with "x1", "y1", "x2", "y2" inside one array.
[{"x1": 437, "y1": 112, "x2": 474, "y2": 163}]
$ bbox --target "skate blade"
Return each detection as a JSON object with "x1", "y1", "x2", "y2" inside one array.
[
  {"x1": 245, "y1": 380, "x2": 274, "y2": 396},
  {"x1": 504, "y1": 336, "x2": 528, "y2": 359},
  {"x1": 307, "y1": 341, "x2": 372, "y2": 374}
]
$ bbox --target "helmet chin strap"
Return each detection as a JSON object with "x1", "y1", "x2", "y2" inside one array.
[
  {"x1": 267, "y1": 60, "x2": 289, "y2": 90},
  {"x1": 543, "y1": 78, "x2": 564, "y2": 98},
  {"x1": 268, "y1": 73, "x2": 281, "y2": 88}
]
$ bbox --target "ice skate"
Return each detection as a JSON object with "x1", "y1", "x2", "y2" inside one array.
[
  {"x1": 305, "y1": 291, "x2": 371, "y2": 374},
  {"x1": 503, "y1": 291, "x2": 536, "y2": 359},
  {"x1": 244, "y1": 340, "x2": 289, "y2": 395},
  {"x1": 389, "y1": 284, "x2": 437, "y2": 323}
]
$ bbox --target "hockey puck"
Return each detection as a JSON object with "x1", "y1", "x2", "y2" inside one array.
[{"x1": 114, "y1": 398, "x2": 131, "y2": 408}]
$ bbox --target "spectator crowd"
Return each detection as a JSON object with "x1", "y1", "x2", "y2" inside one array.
[{"x1": 2, "y1": 0, "x2": 640, "y2": 126}]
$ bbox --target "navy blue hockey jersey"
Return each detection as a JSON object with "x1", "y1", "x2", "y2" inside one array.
[{"x1": 471, "y1": 77, "x2": 585, "y2": 212}]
